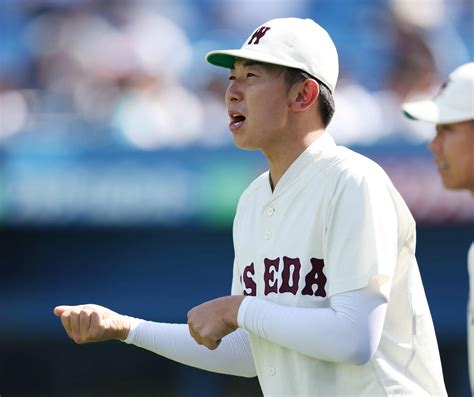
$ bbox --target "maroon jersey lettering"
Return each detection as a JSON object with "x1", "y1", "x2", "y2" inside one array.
[
  {"x1": 301, "y1": 258, "x2": 327, "y2": 297},
  {"x1": 279, "y1": 256, "x2": 301, "y2": 295},
  {"x1": 242, "y1": 263, "x2": 257, "y2": 296},
  {"x1": 264, "y1": 258, "x2": 280, "y2": 295}
]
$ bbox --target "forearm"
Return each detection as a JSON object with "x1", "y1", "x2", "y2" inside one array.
[
  {"x1": 238, "y1": 287, "x2": 387, "y2": 365},
  {"x1": 123, "y1": 320, "x2": 256, "y2": 377}
]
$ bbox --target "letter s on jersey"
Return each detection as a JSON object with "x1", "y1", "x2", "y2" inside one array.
[{"x1": 243, "y1": 262, "x2": 257, "y2": 296}]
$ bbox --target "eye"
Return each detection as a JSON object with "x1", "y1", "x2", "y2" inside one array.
[
  {"x1": 437, "y1": 124, "x2": 453, "y2": 135},
  {"x1": 228, "y1": 75, "x2": 236, "y2": 81},
  {"x1": 246, "y1": 72, "x2": 256, "y2": 78}
]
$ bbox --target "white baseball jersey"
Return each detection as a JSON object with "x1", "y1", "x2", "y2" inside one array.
[
  {"x1": 231, "y1": 133, "x2": 447, "y2": 396},
  {"x1": 468, "y1": 242, "x2": 474, "y2": 393}
]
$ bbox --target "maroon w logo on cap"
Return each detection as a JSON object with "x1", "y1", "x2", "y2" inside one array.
[
  {"x1": 248, "y1": 26, "x2": 271, "y2": 45},
  {"x1": 435, "y1": 79, "x2": 450, "y2": 99}
]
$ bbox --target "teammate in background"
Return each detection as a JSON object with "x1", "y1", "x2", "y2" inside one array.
[
  {"x1": 54, "y1": 18, "x2": 447, "y2": 396},
  {"x1": 402, "y1": 62, "x2": 474, "y2": 393}
]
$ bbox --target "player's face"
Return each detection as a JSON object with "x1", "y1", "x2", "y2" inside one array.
[
  {"x1": 429, "y1": 120, "x2": 474, "y2": 193},
  {"x1": 225, "y1": 59, "x2": 291, "y2": 152}
]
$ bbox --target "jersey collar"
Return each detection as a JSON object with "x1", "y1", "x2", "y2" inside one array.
[{"x1": 271, "y1": 132, "x2": 336, "y2": 196}]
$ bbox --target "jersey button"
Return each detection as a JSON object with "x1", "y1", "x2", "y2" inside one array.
[
  {"x1": 266, "y1": 207, "x2": 275, "y2": 216},
  {"x1": 268, "y1": 367, "x2": 276, "y2": 376},
  {"x1": 264, "y1": 231, "x2": 272, "y2": 240}
]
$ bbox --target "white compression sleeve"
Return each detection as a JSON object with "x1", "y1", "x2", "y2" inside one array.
[
  {"x1": 237, "y1": 285, "x2": 388, "y2": 365},
  {"x1": 123, "y1": 320, "x2": 256, "y2": 378}
]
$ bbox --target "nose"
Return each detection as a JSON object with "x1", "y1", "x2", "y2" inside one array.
[{"x1": 225, "y1": 80, "x2": 242, "y2": 105}]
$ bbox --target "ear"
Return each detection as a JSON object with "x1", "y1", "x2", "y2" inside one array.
[{"x1": 289, "y1": 80, "x2": 319, "y2": 112}]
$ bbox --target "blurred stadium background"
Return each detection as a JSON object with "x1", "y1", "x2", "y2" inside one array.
[{"x1": 0, "y1": 0, "x2": 473, "y2": 396}]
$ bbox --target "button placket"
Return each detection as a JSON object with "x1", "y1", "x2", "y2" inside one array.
[{"x1": 262, "y1": 204, "x2": 275, "y2": 241}]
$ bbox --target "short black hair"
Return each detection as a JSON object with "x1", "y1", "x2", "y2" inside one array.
[{"x1": 283, "y1": 68, "x2": 335, "y2": 128}]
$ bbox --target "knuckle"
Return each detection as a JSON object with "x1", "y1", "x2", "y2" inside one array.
[
  {"x1": 90, "y1": 312, "x2": 101, "y2": 326},
  {"x1": 90, "y1": 327, "x2": 101, "y2": 340},
  {"x1": 80, "y1": 310, "x2": 92, "y2": 322},
  {"x1": 61, "y1": 311, "x2": 71, "y2": 319}
]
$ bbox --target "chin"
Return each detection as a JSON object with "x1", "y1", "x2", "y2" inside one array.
[
  {"x1": 442, "y1": 178, "x2": 464, "y2": 191},
  {"x1": 232, "y1": 136, "x2": 257, "y2": 151}
]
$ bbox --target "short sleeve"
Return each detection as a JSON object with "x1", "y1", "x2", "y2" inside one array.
[{"x1": 324, "y1": 169, "x2": 398, "y2": 299}]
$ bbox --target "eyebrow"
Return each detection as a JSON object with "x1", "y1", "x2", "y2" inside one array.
[{"x1": 230, "y1": 59, "x2": 266, "y2": 70}]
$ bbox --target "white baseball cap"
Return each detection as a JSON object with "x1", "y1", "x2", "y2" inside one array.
[
  {"x1": 206, "y1": 18, "x2": 339, "y2": 93},
  {"x1": 402, "y1": 62, "x2": 474, "y2": 124}
]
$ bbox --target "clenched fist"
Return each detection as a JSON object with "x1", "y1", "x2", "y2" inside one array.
[
  {"x1": 187, "y1": 295, "x2": 245, "y2": 350},
  {"x1": 53, "y1": 304, "x2": 130, "y2": 344}
]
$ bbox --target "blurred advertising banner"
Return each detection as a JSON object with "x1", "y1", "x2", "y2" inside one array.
[
  {"x1": 0, "y1": 147, "x2": 260, "y2": 227},
  {"x1": 1, "y1": 144, "x2": 472, "y2": 227}
]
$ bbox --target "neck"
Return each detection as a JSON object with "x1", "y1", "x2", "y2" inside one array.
[{"x1": 266, "y1": 128, "x2": 325, "y2": 191}]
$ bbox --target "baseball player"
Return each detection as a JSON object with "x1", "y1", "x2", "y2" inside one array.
[
  {"x1": 54, "y1": 18, "x2": 448, "y2": 396},
  {"x1": 402, "y1": 62, "x2": 474, "y2": 393}
]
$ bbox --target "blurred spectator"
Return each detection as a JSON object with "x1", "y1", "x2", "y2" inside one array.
[
  {"x1": 0, "y1": 89, "x2": 29, "y2": 139},
  {"x1": 1, "y1": 0, "x2": 471, "y2": 148}
]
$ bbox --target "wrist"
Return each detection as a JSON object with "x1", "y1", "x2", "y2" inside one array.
[
  {"x1": 120, "y1": 316, "x2": 146, "y2": 343},
  {"x1": 115, "y1": 315, "x2": 131, "y2": 341},
  {"x1": 236, "y1": 295, "x2": 253, "y2": 329},
  {"x1": 229, "y1": 295, "x2": 246, "y2": 329}
]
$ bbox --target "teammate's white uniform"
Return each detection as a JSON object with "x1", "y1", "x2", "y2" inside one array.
[
  {"x1": 231, "y1": 133, "x2": 447, "y2": 396},
  {"x1": 402, "y1": 62, "x2": 474, "y2": 395},
  {"x1": 468, "y1": 243, "x2": 474, "y2": 392}
]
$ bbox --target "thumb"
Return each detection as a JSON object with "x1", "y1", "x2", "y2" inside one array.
[{"x1": 53, "y1": 305, "x2": 76, "y2": 317}]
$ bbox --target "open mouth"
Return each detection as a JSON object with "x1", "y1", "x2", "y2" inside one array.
[
  {"x1": 230, "y1": 114, "x2": 246, "y2": 130},
  {"x1": 436, "y1": 161, "x2": 448, "y2": 170}
]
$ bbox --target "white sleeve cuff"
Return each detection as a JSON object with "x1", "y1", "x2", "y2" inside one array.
[
  {"x1": 237, "y1": 296, "x2": 254, "y2": 329},
  {"x1": 123, "y1": 316, "x2": 146, "y2": 344}
]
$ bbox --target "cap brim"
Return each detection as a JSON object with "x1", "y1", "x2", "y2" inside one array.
[
  {"x1": 402, "y1": 100, "x2": 439, "y2": 123},
  {"x1": 206, "y1": 49, "x2": 336, "y2": 92},
  {"x1": 402, "y1": 100, "x2": 473, "y2": 124},
  {"x1": 206, "y1": 48, "x2": 306, "y2": 73}
]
